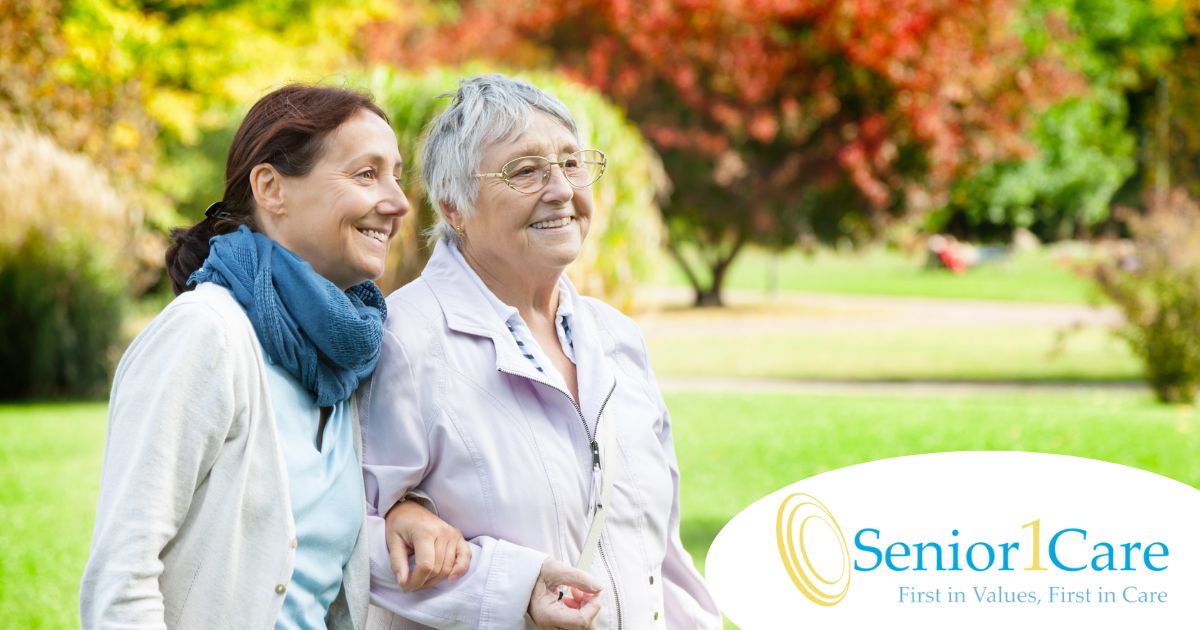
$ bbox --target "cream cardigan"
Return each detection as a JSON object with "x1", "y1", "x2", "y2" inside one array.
[{"x1": 80, "y1": 282, "x2": 368, "y2": 629}]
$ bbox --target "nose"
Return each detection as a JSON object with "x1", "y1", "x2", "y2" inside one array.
[
  {"x1": 380, "y1": 176, "x2": 412, "y2": 217},
  {"x1": 540, "y1": 163, "x2": 575, "y2": 204}
]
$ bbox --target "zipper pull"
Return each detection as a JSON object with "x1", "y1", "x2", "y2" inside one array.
[{"x1": 591, "y1": 439, "x2": 601, "y2": 469}]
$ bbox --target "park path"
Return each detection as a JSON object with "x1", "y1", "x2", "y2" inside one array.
[
  {"x1": 632, "y1": 286, "x2": 1136, "y2": 396},
  {"x1": 633, "y1": 285, "x2": 1121, "y2": 333}
]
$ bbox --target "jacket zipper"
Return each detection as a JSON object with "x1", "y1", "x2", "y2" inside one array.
[
  {"x1": 598, "y1": 537, "x2": 624, "y2": 629},
  {"x1": 589, "y1": 385, "x2": 622, "y2": 630},
  {"x1": 498, "y1": 368, "x2": 623, "y2": 628},
  {"x1": 497, "y1": 367, "x2": 614, "y2": 474}
]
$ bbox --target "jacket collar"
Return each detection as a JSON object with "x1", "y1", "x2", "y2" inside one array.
[
  {"x1": 420, "y1": 239, "x2": 617, "y2": 424},
  {"x1": 421, "y1": 240, "x2": 523, "y2": 366}
]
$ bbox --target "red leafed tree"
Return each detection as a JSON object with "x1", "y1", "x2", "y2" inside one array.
[{"x1": 366, "y1": 0, "x2": 1082, "y2": 306}]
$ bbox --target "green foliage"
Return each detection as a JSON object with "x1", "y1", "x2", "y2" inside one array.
[
  {"x1": 111, "y1": 0, "x2": 391, "y2": 224},
  {"x1": 1152, "y1": 4, "x2": 1200, "y2": 202},
  {"x1": 57, "y1": 0, "x2": 390, "y2": 147},
  {"x1": 156, "y1": 119, "x2": 241, "y2": 233},
  {"x1": 937, "y1": 0, "x2": 1187, "y2": 240},
  {"x1": 0, "y1": 125, "x2": 137, "y2": 399},
  {"x1": 937, "y1": 95, "x2": 1136, "y2": 240},
  {"x1": 0, "y1": 232, "x2": 126, "y2": 400},
  {"x1": 3, "y1": 0, "x2": 393, "y2": 240},
  {"x1": 1092, "y1": 190, "x2": 1200, "y2": 403},
  {"x1": 0, "y1": 0, "x2": 157, "y2": 182},
  {"x1": 355, "y1": 68, "x2": 460, "y2": 291},
  {"x1": 359, "y1": 65, "x2": 665, "y2": 309}
]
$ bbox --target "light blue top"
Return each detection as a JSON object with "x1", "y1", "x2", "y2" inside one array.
[
  {"x1": 447, "y1": 240, "x2": 576, "y2": 385},
  {"x1": 264, "y1": 348, "x2": 364, "y2": 630}
]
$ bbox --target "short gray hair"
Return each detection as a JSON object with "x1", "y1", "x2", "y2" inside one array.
[{"x1": 422, "y1": 74, "x2": 580, "y2": 245}]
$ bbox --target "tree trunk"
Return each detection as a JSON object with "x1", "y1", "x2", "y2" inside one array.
[
  {"x1": 692, "y1": 248, "x2": 736, "y2": 307},
  {"x1": 1153, "y1": 75, "x2": 1171, "y2": 208},
  {"x1": 693, "y1": 287, "x2": 724, "y2": 308},
  {"x1": 667, "y1": 231, "x2": 745, "y2": 308}
]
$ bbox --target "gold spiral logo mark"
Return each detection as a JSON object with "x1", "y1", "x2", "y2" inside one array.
[{"x1": 776, "y1": 493, "x2": 852, "y2": 606}]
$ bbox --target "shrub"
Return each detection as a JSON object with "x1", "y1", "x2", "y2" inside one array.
[
  {"x1": 359, "y1": 66, "x2": 666, "y2": 311},
  {"x1": 0, "y1": 126, "x2": 135, "y2": 399},
  {"x1": 1092, "y1": 190, "x2": 1200, "y2": 403},
  {"x1": 0, "y1": 232, "x2": 127, "y2": 399}
]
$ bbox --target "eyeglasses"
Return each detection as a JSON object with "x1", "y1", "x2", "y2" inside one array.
[{"x1": 475, "y1": 149, "x2": 607, "y2": 194}]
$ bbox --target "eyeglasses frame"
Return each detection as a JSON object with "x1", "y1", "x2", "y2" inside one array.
[{"x1": 474, "y1": 149, "x2": 608, "y2": 194}]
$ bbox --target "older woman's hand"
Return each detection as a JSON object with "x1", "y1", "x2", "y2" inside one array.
[
  {"x1": 528, "y1": 558, "x2": 603, "y2": 629},
  {"x1": 384, "y1": 500, "x2": 471, "y2": 591}
]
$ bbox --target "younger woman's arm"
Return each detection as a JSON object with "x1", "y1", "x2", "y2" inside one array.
[{"x1": 80, "y1": 300, "x2": 239, "y2": 628}]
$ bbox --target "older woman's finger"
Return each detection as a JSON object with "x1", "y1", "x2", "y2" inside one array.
[
  {"x1": 541, "y1": 558, "x2": 603, "y2": 594},
  {"x1": 389, "y1": 534, "x2": 411, "y2": 588},
  {"x1": 534, "y1": 605, "x2": 595, "y2": 630},
  {"x1": 420, "y1": 533, "x2": 458, "y2": 589},
  {"x1": 407, "y1": 533, "x2": 441, "y2": 591},
  {"x1": 450, "y1": 538, "x2": 471, "y2": 579},
  {"x1": 579, "y1": 596, "x2": 602, "y2": 627}
]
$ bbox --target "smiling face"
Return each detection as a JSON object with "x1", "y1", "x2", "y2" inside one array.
[
  {"x1": 263, "y1": 110, "x2": 409, "y2": 290},
  {"x1": 459, "y1": 111, "x2": 593, "y2": 281}
]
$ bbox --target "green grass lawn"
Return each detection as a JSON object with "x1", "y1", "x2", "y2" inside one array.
[
  {"x1": 3, "y1": 391, "x2": 1195, "y2": 627},
  {"x1": 667, "y1": 246, "x2": 1097, "y2": 304},
  {"x1": 648, "y1": 325, "x2": 1142, "y2": 382},
  {"x1": 669, "y1": 389, "x2": 1200, "y2": 577},
  {"x1": 0, "y1": 403, "x2": 106, "y2": 629}
]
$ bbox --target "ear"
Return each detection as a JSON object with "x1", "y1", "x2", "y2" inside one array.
[
  {"x1": 249, "y1": 163, "x2": 286, "y2": 217},
  {"x1": 440, "y1": 201, "x2": 462, "y2": 229}
]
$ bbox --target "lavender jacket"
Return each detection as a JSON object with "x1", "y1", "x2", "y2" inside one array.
[{"x1": 360, "y1": 240, "x2": 721, "y2": 629}]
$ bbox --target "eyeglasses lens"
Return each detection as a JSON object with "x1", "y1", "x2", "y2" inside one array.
[{"x1": 503, "y1": 150, "x2": 606, "y2": 193}]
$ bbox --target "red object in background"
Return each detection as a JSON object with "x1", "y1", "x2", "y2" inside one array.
[{"x1": 938, "y1": 247, "x2": 967, "y2": 274}]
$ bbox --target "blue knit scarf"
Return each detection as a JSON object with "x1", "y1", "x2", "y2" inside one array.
[{"x1": 188, "y1": 225, "x2": 387, "y2": 407}]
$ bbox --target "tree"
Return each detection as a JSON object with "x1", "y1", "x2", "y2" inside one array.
[
  {"x1": 366, "y1": 0, "x2": 1080, "y2": 306},
  {"x1": 934, "y1": 0, "x2": 1187, "y2": 241},
  {"x1": 0, "y1": 0, "x2": 157, "y2": 188},
  {"x1": 57, "y1": 0, "x2": 392, "y2": 219},
  {"x1": 1140, "y1": 0, "x2": 1200, "y2": 206},
  {"x1": 2, "y1": 0, "x2": 392, "y2": 249}
]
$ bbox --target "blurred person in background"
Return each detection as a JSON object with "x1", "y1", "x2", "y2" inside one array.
[
  {"x1": 80, "y1": 84, "x2": 469, "y2": 629},
  {"x1": 362, "y1": 74, "x2": 721, "y2": 630}
]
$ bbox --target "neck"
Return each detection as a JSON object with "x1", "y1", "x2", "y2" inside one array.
[{"x1": 460, "y1": 244, "x2": 563, "y2": 320}]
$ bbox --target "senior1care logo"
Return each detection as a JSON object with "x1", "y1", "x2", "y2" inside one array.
[{"x1": 706, "y1": 452, "x2": 1200, "y2": 629}]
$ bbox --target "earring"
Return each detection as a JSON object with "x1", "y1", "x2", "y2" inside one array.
[{"x1": 454, "y1": 224, "x2": 465, "y2": 237}]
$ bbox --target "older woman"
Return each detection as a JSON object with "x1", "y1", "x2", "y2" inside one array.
[
  {"x1": 80, "y1": 85, "x2": 468, "y2": 629},
  {"x1": 362, "y1": 75, "x2": 721, "y2": 629}
]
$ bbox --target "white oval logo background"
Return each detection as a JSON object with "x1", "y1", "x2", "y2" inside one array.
[{"x1": 705, "y1": 452, "x2": 1200, "y2": 629}]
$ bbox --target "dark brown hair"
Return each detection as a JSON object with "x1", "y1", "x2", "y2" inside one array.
[{"x1": 165, "y1": 84, "x2": 389, "y2": 294}]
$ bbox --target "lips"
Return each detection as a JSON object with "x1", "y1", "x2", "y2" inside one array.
[{"x1": 530, "y1": 216, "x2": 574, "y2": 229}]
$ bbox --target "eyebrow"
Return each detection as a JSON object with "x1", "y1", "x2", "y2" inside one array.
[
  {"x1": 499, "y1": 141, "x2": 580, "y2": 164},
  {"x1": 347, "y1": 152, "x2": 404, "y2": 170}
]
